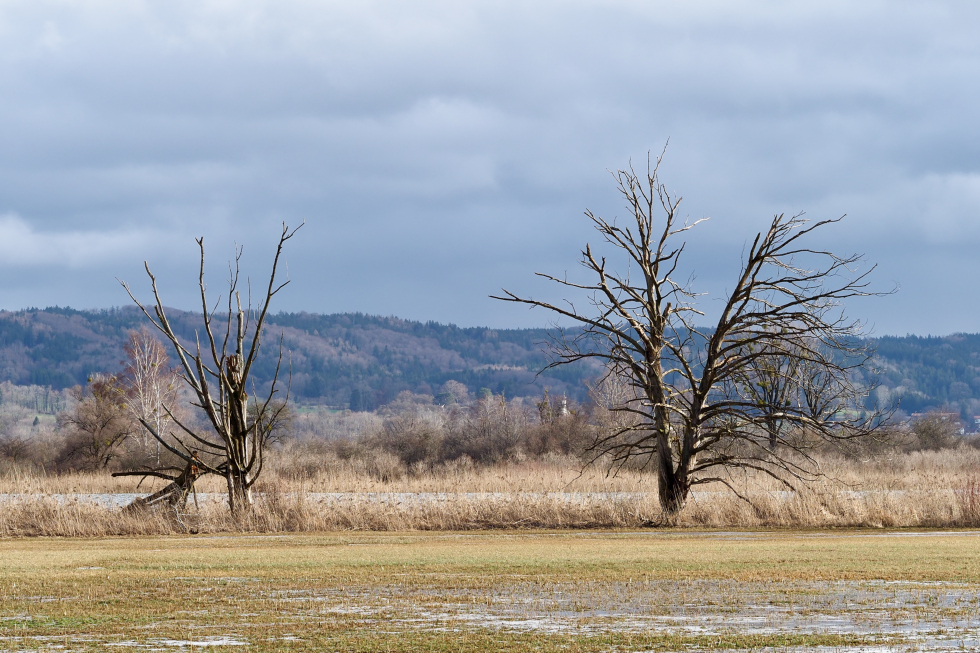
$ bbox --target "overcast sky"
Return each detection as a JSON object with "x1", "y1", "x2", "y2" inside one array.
[{"x1": 0, "y1": 1, "x2": 977, "y2": 335}]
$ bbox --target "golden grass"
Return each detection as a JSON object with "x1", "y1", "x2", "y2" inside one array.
[
  {"x1": 2, "y1": 448, "x2": 980, "y2": 536},
  {"x1": 2, "y1": 531, "x2": 978, "y2": 651}
]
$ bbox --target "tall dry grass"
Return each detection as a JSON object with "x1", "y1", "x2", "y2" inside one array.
[{"x1": 2, "y1": 448, "x2": 980, "y2": 536}]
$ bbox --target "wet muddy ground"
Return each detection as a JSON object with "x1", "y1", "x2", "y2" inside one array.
[
  {"x1": 7, "y1": 579, "x2": 978, "y2": 651},
  {"x1": 267, "y1": 578, "x2": 980, "y2": 651},
  {"x1": 2, "y1": 531, "x2": 979, "y2": 651}
]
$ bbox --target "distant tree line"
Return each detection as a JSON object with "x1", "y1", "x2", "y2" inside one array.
[
  {"x1": 870, "y1": 333, "x2": 980, "y2": 422},
  {"x1": 0, "y1": 307, "x2": 593, "y2": 407},
  {"x1": 0, "y1": 322, "x2": 975, "y2": 480},
  {"x1": 2, "y1": 310, "x2": 980, "y2": 421}
]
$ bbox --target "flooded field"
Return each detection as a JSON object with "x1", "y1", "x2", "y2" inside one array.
[
  {"x1": 251, "y1": 577, "x2": 980, "y2": 650},
  {"x1": 1, "y1": 530, "x2": 979, "y2": 651}
]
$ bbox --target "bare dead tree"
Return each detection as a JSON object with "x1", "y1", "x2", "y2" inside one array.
[
  {"x1": 117, "y1": 223, "x2": 300, "y2": 513},
  {"x1": 493, "y1": 151, "x2": 887, "y2": 516}
]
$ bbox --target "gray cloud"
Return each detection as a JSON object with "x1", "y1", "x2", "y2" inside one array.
[{"x1": 0, "y1": 1, "x2": 978, "y2": 334}]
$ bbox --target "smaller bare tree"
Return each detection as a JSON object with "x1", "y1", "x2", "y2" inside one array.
[
  {"x1": 57, "y1": 374, "x2": 134, "y2": 471},
  {"x1": 118, "y1": 223, "x2": 300, "y2": 513}
]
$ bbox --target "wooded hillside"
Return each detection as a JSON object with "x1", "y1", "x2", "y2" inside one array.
[
  {"x1": 1, "y1": 307, "x2": 978, "y2": 418},
  {"x1": 0, "y1": 307, "x2": 599, "y2": 410}
]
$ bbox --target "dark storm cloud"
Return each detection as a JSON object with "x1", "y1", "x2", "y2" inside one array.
[{"x1": 0, "y1": 1, "x2": 977, "y2": 334}]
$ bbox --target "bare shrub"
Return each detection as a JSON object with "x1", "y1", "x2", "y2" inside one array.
[
  {"x1": 376, "y1": 396, "x2": 445, "y2": 465},
  {"x1": 441, "y1": 394, "x2": 534, "y2": 463},
  {"x1": 907, "y1": 412, "x2": 962, "y2": 451},
  {"x1": 55, "y1": 375, "x2": 134, "y2": 471},
  {"x1": 366, "y1": 452, "x2": 407, "y2": 482},
  {"x1": 0, "y1": 429, "x2": 35, "y2": 468}
]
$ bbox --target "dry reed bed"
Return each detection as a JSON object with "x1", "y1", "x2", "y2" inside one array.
[
  {"x1": 2, "y1": 448, "x2": 980, "y2": 536},
  {"x1": 0, "y1": 455, "x2": 657, "y2": 495}
]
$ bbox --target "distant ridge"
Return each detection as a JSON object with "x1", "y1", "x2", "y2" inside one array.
[
  {"x1": 0, "y1": 307, "x2": 597, "y2": 410},
  {"x1": 0, "y1": 306, "x2": 977, "y2": 417}
]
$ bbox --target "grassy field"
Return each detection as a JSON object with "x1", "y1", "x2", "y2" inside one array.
[{"x1": 2, "y1": 530, "x2": 980, "y2": 652}]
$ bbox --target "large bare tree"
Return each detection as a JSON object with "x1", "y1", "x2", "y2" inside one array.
[
  {"x1": 494, "y1": 152, "x2": 886, "y2": 516},
  {"x1": 118, "y1": 223, "x2": 299, "y2": 513}
]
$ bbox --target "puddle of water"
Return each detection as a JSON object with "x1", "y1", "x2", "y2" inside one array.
[{"x1": 106, "y1": 636, "x2": 247, "y2": 648}]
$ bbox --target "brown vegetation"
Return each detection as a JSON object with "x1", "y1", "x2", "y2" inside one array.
[
  {"x1": 2, "y1": 445, "x2": 979, "y2": 536},
  {"x1": 2, "y1": 367, "x2": 979, "y2": 536}
]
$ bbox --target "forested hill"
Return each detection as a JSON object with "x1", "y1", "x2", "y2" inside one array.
[
  {"x1": 1, "y1": 306, "x2": 979, "y2": 417},
  {"x1": 871, "y1": 333, "x2": 980, "y2": 417},
  {"x1": 0, "y1": 307, "x2": 599, "y2": 410}
]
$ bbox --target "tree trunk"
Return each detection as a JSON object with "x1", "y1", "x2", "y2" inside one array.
[
  {"x1": 225, "y1": 467, "x2": 252, "y2": 515},
  {"x1": 766, "y1": 416, "x2": 778, "y2": 451},
  {"x1": 122, "y1": 458, "x2": 200, "y2": 514},
  {"x1": 657, "y1": 431, "x2": 689, "y2": 516},
  {"x1": 222, "y1": 352, "x2": 253, "y2": 515}
]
